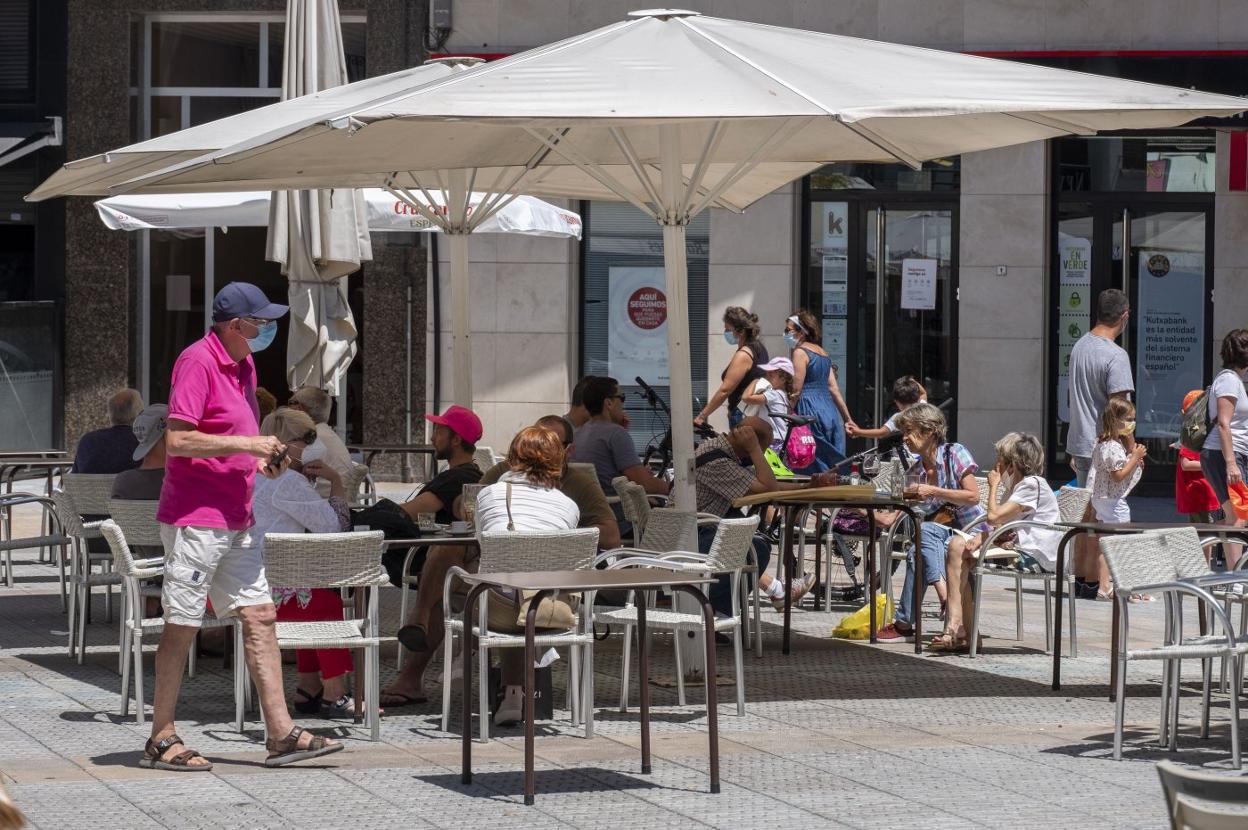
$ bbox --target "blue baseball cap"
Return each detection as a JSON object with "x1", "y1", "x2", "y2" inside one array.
[{"x1": 211, "y1": 281, "x2": 289, "y2": 322}]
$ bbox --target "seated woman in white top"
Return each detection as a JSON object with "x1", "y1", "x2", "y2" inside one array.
[
  {"x1": 937, "y1": 432, "x2": 1061, "y2": 652},
  {"x1": 474, "y1": 425, "x2": 580, "y2": 726},
  {"x1": 253, "y1": 408, "x2": 356, "y2": 720}
]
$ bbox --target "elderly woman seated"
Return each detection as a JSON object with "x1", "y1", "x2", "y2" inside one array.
[
  {"x1": 253, "y1": 407, "x2": 358, "y2": 719},
  {"x1": 474, "y1": 424, "x2": 581, "y2": 726},
  {"x1": 937, "y1": 431, "x2": 1063, "y2": 652},
  {"x1": 877, "y1": 402, "x2": 988, "y2": 644}
]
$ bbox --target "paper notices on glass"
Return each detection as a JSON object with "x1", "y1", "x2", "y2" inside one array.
[{"x1": 900, "y1": 258, "x2": 937, "y2": 310}]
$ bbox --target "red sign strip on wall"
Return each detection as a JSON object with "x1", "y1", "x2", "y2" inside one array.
[{"x1": 1230, "y1": 131, "x2": 1248, "y2": 192}]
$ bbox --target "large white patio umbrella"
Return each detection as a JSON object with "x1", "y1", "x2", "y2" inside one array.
[{"x1": 31, "y1": 9, "x2": 1248, "y2": 506}]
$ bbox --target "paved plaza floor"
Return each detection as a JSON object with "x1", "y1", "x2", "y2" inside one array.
[{"x1": 1, "y1": 490, "x2": 1245, "y2": 829}]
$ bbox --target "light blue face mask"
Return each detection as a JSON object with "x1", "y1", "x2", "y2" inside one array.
[
  {"x1": 723, "y1": 330, "x2": 738, "y2": 347},
  {"x1": 246, "y1": 320, "x2": 278, "y2": 353},
  {"x1": 783, "y1": 331, "x2": 800, "y2": 350}
]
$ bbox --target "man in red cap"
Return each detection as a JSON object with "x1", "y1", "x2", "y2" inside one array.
[{"x1": 381, "y1": 406, "x2": 484, "y2": 707}]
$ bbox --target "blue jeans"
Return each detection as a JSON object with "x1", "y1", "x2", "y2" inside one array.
[
  {"x1": 698, "y1": 524, "x2": 770, "y2": 616},
  {"x1": 894, "y1": 522, "x2": 952, "y2": 626}
]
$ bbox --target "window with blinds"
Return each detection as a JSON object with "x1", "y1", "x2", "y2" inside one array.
[
  {"x1": 580, "y1": 200, "x2": 709, "y2": 456},
  {"x1": 0, "y1": 0, "x2": 32, "y2": 98}
]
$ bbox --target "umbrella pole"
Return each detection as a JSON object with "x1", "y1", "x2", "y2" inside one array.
[
  {"x1": 659, "y1": 126, "x2": 696, "y2": 511},
  {"x1": 447, "y1": 231, "x2": 472, "y2": 408}
]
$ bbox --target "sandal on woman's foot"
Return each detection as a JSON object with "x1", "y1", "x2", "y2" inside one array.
[
  {"x1": 1095, "y1": 590, "x2": 1114, "y2": 602},
  {"x1": 264, "y1": 726, "x2": 342, "y2": 767},
  {"x1": 929, "y1": 632, "x2": 961, "y2": 652},
  {"x1": 1129, "y1": 593, "x2": 1155, "y2": 603},
  {"x1": 293, "y1": 687, "x2": 323, "y2": 715},
  {"x1": 378, "y1": 690, "x2": 427, "y2": 707},
  {"x1": 139, "y1": 733, "x2": 213, "y2": 772}
]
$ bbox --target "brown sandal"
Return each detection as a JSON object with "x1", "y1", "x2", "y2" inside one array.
[
  {"x1": 264, "y1": 726, "x2": 343, "y2": 767},
  {"x1": 139, "y1": 733, "x2": 213, "y2": 772}
]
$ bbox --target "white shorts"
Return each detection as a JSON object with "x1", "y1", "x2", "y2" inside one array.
[
  {"x1": 160, "y1": 523, "x2": 271, "y2": 627},
  {"x1": 1091, "y1": 497, "x2": 1131, "y2": 524}
]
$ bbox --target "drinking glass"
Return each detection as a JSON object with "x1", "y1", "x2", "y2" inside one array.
[{"x1": 462, "y1": 484, "x2": 484, "y2": 528}]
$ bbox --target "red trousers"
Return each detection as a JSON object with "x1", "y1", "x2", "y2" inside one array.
[{"x1": 275, "y1": 588, "x2": 353, "y2": 680}]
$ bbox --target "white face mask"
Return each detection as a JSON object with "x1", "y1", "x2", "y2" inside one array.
[{"x1": 299, "y1": 441, "x2": 328, "y2": 465}]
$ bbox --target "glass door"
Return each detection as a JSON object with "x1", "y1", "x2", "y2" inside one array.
[
  {"x1": 807, "y1": 195, "x2": 959, "y2": 452},
  {"x1": 1050, "y1": 203, "x2": 1211, "y2": 484},
  {"x1": 862, "y1": 206, "x2": 957, "y2": 427}
]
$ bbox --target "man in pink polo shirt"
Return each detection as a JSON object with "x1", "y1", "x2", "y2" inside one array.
[{"x1": 143, "y1": 282, "x2": 341, "y2": 772}]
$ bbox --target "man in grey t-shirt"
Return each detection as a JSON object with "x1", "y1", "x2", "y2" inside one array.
[
  {"x1": 569, "y1": 376, "x2": 669, "y2": 536},
  {"x1": 1066, "y1": 288, "x2": 1134, "y2": 486}
]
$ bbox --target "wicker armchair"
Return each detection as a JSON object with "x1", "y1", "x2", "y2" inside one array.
[
  {"x1": 590, "y1": 509, "x2": 698, "y2": 707},
  {"x1": 614, "y1": 474, "x2": 761, "y2": 654},
  {"x1": 1156, "y1": 760, "x2": 1248, "y2": 829},
  {"x1": 341, "y1": 462, "x2": 373, "y2": 508},
  {"x1": 593, "y1": 515, "x2": 759, "y2": 718},
  {"x1": 968, "y1": 485, "x2": 1091, "y2": 658},
  {"x1": 54, "y1": 488, "x2": 123, "y2": 662},
  {"x1": 263, "y1": 530, "x2": 391, "y2": 740},
  {"x1": 0, "y1": 492, "x2": 70, "y2": 602},
  {"x1": 1100, "y1": 527, "x2": 1248, "y2": 765},
  {"x1": 99, "y1": 515, "x2": 244, "y2": 728},
  {"x1": 440, "y1": 527, "x2": 600, "y2": 741}
]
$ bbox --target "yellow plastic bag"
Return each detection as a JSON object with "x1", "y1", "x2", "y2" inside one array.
[{"x1": 831, "y1": 593, "x2": 893, "y2": 640}]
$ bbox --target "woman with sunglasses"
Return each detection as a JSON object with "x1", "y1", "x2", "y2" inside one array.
[{"x1": 252, "y1": 407, "x2": 362, "y2": 720}]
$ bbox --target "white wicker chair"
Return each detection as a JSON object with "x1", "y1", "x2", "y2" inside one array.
[
  {"x1": 590, "y1": 509, "x2": 697, "y2": 706},
  {"x1": 440, "y1": 527, "x2": 600, "y2": 741},
  {"x1": 99, "y1": 512, "x2": 245, "y2": 728},
  {"x1": 613, "y1": 475, "x2": 761, "y2": 653},
  {"x1": 0, "y1": 493, "x2": 71, "y2": 602},
  {"x1": 1156, "y1": 760, "x2": 1248, "y2": 830},
  {"x1": 340, "y1": 462, "x2": 373, "y2": 508},
  {"x1": 594, "y1": 515, "x2": 759, "y2": 717},
  {"x1": 1100, "y1": 527, "x2": 1248, "y2": 765},
  {"x1": 62, "y1": 473, "x2": 120, "y2": 609},
  {"x1": 55, "y1": 487, "x2": 123, "y2": 662},
  {"x1": 263, "y1": 530, "x2": 391, "y2": 740},
  {"x1": 968, "y1": 485, "x2": 1091, "y2": 657}
]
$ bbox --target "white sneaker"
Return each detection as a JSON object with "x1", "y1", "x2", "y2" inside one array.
[{"x1": 493, "y1": 685, "x2": 524, "y2": 726}]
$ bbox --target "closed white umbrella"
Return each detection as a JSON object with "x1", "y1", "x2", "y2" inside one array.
[
  {"x1": 94, "y1": 189, "x2": 582, "y2": 237},
  {"x1": 269, "y1": 0, "x2": 371, "y2": 399},
  {"x1": 33, "y1": 9, "x2": 1248, "y2": 508}
]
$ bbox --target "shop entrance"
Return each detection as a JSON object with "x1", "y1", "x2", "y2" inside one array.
[
  {"x1": 806, "y1": 190, "x2": 959, "y2": 452},
  {"x1": 1051, "y1": 203, "x2": 1213, "y2": 485}
]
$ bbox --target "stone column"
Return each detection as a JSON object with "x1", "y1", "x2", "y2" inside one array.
[{"x1": 957, "y1": 141, "x2": 1050, "y2": 462}]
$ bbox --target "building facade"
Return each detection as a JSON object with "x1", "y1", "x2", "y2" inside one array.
[{"x1": 5, "y1": 1, "x2": 1248, "y2": 490}]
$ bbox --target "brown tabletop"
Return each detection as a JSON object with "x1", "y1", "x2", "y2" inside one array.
[
  {"x1": 733, "y1": 487, "x2": 925, "y2": 654},
  {"x1": 456, "y1": 567, "x2": 718, "y2": 806},
  {"x1": 1049, "y1": 520, "x2": 1248, "y2": 696}
]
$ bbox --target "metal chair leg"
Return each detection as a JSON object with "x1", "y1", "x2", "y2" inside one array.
[
  {"x1": 1014, "y1": 574, "x2": 1024, "y2": 641},
  {"x1": 1230, "y1": 656, "x2": 1242, "y2": 770},
  {"x1": 732, "y1": 625, "x2": 745, "y2": 716},
  {"x1": 440, "y1": 628, "x2": 455, "y2": 732},
  {"x1": 1043, "y1": 579, "x2": 1053, "y2": 654},
  {"x1": 619, "y1": 623, "x2": 632, "y2": 713},
  {"x1": 1068, "y1": 577, "x2": 1078, "y2": 658},
  {"x1": 968, "y1": 570, "x2": 984, "y2": 658},
  {"x1": 673, "y1": 626, "x2": 686, "y2": 708},
  {"x1": 477, "y1": 644, "x2": 490, "y2": 742}
]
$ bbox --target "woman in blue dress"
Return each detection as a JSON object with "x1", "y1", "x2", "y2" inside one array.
[{"x1": 786, "y1": 310, "x2": 855, "y2": 472}]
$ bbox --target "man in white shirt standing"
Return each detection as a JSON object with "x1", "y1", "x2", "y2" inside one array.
[{"x1": 1065, "y1": 288, "x2": 1134, "y2": 597}]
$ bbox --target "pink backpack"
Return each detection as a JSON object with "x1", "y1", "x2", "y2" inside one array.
[{"x1": 786, "y1": 424, "x2": 816, "y2": 469}]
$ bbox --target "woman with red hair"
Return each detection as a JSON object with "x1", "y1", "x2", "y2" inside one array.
[{"x1": 473, "y1": 425, "x2": 581, "y2": 725}]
